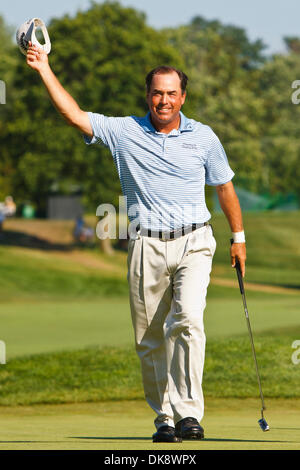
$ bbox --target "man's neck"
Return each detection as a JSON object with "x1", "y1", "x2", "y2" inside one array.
[{"x1": 150, "y1": 114, "x2": 181, "y2": 134}]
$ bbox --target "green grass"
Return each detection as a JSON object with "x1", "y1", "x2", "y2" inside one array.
[
  {"x1": 1, "y1": 285, "x2": 299, "y2": 358},
  {"x1": 1, "y1": 211, "x2": 300, "y2": 305},
  {"x1": 204, "y1": 327, "x2": 300, "y2": 398},
  {"x1": 0, "y1": 299, "x2": 134, "y2": 358},
  {"x1": 0, "y1": 346, "x2": 142, "y2": 406},
  {"x1": 0, "y1": 326, "x2": 299, "y2": 406},
  {"x1": 1, "y1": 278, "x2": 300, "y2": 358},
  {"x1": 0, "y1": 214, "x2": 300, "y2": 450},
  {"x1": 0, "y1": 246, "x2": 128, "y2": 301},
  {"x1": 212, "y1": 210, "x2": 300, "y2": 287},
  {"x1": 0, "y1": 399, "x2": 299, "y2": 450},
  {"x1": 205, "y1": 285, "x2": 300, "y2": 338}
]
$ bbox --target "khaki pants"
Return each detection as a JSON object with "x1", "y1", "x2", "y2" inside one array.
[{"x1": 127, "y1": 224, "x2": 216, "y2": 429}]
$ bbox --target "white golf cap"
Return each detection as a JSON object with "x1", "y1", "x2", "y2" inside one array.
[{"x1": 16, "y1": 18, "x2": 51, "y2": 56}]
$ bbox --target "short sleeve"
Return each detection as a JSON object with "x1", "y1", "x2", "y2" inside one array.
[
  {"x1": 205, "y1": 131, "x2": 235, "y2": 186},
  {"x1": 83, "y1": 112, "x2": 126, "y2": 153}
]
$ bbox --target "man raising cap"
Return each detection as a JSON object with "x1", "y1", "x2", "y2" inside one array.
[{"x1": 26, "y1": 44, "x2": 246, "y2": 443}]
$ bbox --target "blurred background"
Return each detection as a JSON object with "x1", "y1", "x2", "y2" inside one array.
[{"x1": 0, "y1": 1, "x2": 299, "y2": 409}]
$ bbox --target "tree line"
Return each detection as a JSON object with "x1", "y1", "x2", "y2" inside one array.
[{"x1": 0, "y1": 1, "x2": 300, "y2": 215}]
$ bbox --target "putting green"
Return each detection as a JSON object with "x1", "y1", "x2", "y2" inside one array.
[
  {"x1": 0, "y1": 299, "x2": 134, "y2": 358},
  {"x1": 1, "y1": 289, "x2": 300, "y2": 358},
  {"x1": 0, "y1": 398, "x2": 299, "y2": 450}
]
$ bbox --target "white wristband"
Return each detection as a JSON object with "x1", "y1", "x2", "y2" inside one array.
[{"x1": 232, "y1": 231, "x2": 246, "y2": 243}]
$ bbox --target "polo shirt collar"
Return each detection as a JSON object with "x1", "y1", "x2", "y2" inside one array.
[
  {"x1": 141, "y1": 111, "x2": 194, "y2": 134},
  {"x1": 179, "y1": 112, "x2": 194, "y2": 132}
]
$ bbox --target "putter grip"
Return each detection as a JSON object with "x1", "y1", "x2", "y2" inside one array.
[{"x1": 230, "y1": 238, "x2": 244, "y2": 295}]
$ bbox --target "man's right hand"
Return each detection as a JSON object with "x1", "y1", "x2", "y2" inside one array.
[{"x1": 26, "y1": 41, "x2": 49, "y2": 73}]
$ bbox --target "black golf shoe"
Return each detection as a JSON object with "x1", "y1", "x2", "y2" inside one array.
[
  {"x1": 175, "y1": 417, "x2": 204, "y2": 440},
  {"x1": 152, "y1": 425, "x2": 182, "y2": 443}
]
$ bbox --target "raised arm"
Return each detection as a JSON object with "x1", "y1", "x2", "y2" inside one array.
[
  {"x1": 216, "y1": 181, "x2": 246, "y2": 277},
  {"x1": 26, "y1": 42, "x2": 92, "y2": 137}
]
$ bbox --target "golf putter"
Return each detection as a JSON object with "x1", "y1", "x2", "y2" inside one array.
[{"x1": 231, "y1": 240, "x2": 270, "y2": 432}]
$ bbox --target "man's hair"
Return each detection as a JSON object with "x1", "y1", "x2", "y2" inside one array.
[{"x1": 145, "y1": 66, "x2": 188, "y2": 94}]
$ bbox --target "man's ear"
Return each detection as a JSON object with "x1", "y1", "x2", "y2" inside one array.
[{"x1": 181, "y1": 91, "x2": 186, "y2": 105}]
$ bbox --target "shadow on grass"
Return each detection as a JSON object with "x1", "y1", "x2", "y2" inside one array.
[
  {"x1": 0, "y1": 230, "x2": 73, "y2": 251},
  {"x1": 72, "y1": 436, "x2": 289, "y2": 443},
  {"x1": 249, "y1": 281, "x2": 300, "y2": 291},
  {"x1": 0, "y1": 440, "x2": 69, "y2": 443},
  {"x1": 203, "y1": 438, "x2": 290, "y2": 443},
  {"x1": 71, "y1": 436, "x2": 152, "y2": 441},
  {"x1": 0, "y1": 229, "x2": 126, "y2": 253},
  {"x1": 271, "y1": 427, "x2": 300, "y2": 431}
]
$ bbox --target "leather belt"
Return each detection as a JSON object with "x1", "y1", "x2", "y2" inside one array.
[{"x1": 137, "y1": 222, "x2": 209, "y2": 241}]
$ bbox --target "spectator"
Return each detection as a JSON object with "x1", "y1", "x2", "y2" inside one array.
[
  {"x1": 0, "y1": 196, "x2": 16, "y2": 231},
  {"x1": 0, "y1": 211, "x2": 4, "y2": 232},
  {"x1": 73, "y1": 215, "x2": 94, "y2": 243},
  {"x1": 4, "y1": 196, "x2": 16, "y2": 216}
]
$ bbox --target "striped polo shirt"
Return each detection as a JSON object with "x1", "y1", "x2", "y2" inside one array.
[{"x1": 84, "y1": 111, "x2": 234, "y2": 231}]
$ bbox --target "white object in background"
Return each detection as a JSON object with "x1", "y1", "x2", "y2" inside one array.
[{"x1": 16, "y1": 18, "x2": 51, "y2": 56}]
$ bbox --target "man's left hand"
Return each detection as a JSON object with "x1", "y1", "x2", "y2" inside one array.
[{"x1": 231, "y1": 242, "x2": 246, "y2": 277}]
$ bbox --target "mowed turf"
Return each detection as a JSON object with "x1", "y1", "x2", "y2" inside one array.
[
  {"x1": 0, "y1": 399, "x2": 299, "y2": 450},
  {"x1": 0, "y1": 285, "x2": 299, "y2": 358},
  {"x1": 0, "y1": 299, "x2": 134, "y2": 358},
  {"x1": 0, "y1": 325, "x2": 299, "y2": 406}
]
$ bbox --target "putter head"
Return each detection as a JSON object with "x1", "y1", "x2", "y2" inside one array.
[{"x1": 258, "y1": 418, "x2": 270, "y2": 432}]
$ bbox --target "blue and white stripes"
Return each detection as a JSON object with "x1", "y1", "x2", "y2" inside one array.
[{"x1": 84, "y1": 111, "x2": 234, "y2": 231}]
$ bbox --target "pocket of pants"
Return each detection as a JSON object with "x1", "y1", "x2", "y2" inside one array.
[
  {"x1": 210, "y1": 232, "x2": 217, "y2": 256},
  {"x1": 127, "y1": 238, "x2": 136, "y2": 278},
  {"x1": 184, "y1": 225, "x2": 216, "y2": 258},
  {"x1": 207, "y1": 224, "x2": 217, "y2": 257}
]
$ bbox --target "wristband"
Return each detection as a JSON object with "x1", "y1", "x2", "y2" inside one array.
[{"x1": 232, "y1": 231, "x2": 246, "y2": 243}]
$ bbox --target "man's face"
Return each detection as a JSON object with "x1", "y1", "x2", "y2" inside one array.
[{"x1": 146, "y1": 72, "x2": 186, "y2": 127}]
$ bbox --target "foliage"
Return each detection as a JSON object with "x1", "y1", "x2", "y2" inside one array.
[
  {"x1": 164, "y1": 19, "x2": 300, "y2": 199},
  {"x1": 0, "y1": 2, "x2": 181, "y2": 213},
  {"x1": 258, "y1": 53, "x2": 300, "y2": 198},
  {"x1": 164, "y1": 19, "x2": 267, "y2": 194},
  {"x1": 0, "y1": 16, "x2": 19, "y2": 198}
]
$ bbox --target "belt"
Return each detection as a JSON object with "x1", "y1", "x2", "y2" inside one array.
[{"x1": 137, "y1": 222, "x2": 209, "y2": 241}]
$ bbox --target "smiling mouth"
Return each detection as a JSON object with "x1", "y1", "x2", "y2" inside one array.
[{"x1": 157, "y1": 108, "x2": 172, "y2": 113}]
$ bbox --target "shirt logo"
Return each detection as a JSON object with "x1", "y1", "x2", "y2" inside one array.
[{"x1": 182, "y1": 143, "x2": 197, "y2": 150}]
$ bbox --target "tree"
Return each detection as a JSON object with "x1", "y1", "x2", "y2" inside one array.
[
  {"x1": 1, "y1": 1, "x2": 182, "y2": 214},
  {"x1": 258, "y1": 52, "x2": 300, "y2": 200},
  {"x1": 0, "y1": 16, "x2": 19, "y2": 199},
  {"x1": 2, "y1": 4, "x2": 300, "y2": 220},
  {"x1": 164, "y1": 18, "x2": 268, "y2": 194},
  {"x1": 164, "y1": 17, "x2": 300, "y2": 202},
  {"x1": 284, "y1": 37, "x2": 300, "y2": 55}
]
